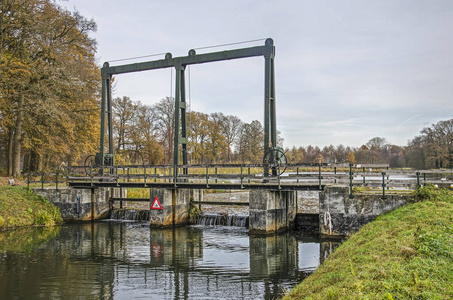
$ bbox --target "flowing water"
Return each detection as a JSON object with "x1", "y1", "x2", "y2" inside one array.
[{"x1": 0, "y1": 222, "x2": 339, "y2": 299}]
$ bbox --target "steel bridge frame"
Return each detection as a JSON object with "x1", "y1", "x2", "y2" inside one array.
[{"x1": 99, "y1": 38, "x2": 276, "y2": 176}]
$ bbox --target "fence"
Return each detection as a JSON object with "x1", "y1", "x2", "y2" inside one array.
[{"x1": 24, "y1": 163, "x2": 453, "y2": 197}]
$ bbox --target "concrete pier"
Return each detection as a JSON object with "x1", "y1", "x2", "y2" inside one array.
[
  {"x1": 249, "y1": 190, "x2": 297, "y2": 234},
  {"x1": 148, "y1": 188, "x2": 202, "y2": 227}
]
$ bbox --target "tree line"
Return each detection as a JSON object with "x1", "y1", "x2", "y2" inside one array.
[
  {"x1": 110, "y1": 95, "x2": 453, "y2": 171},
  {"x1": 1, "y1": 1, "x2": 452, "y2": 174},
  {"x1": 111, "y1": 96, "x2": 269, "y2": 166}
]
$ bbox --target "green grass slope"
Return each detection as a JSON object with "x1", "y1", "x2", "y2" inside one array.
[
  {"x1": 0, "y1": 186, "x2": 63, "y2": 230},
  {"x1": 284, "y1": 186, "x2": 453, "y2": 299}
]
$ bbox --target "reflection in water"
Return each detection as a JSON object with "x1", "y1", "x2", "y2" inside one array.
[{"x1": 0, "y1": 222, "x2": 340, "y2": 299}]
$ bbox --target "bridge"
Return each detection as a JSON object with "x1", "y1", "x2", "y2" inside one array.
[
  {"x1": 28, "y1": 163, "x2": 453, "y2": 236},
  {"x1": 26, "y1": 39, "x2": 453, "y2": 236}
]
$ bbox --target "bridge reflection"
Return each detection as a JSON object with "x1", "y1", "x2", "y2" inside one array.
[{"x1": 0, "y1": 223, "x2": 340, "y2": 299}]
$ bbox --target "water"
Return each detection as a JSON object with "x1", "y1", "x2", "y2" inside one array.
[
  {"x1": 197, "y1": 214, "x2": 249, "y2": 227},
  {"x1": 0, "y1": 222, "x2": 339, "y2": 299}
]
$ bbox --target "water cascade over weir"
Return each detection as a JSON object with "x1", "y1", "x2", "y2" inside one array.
[
  {"x1": 110, "y1": 210, "x2": 150, "y2": 221},
  {"x1": 196, "y1": 214, "x2": 249, "y2": 228},
  {"x1": 110, "y1": 210, "x2": 249, "y2": 228}
]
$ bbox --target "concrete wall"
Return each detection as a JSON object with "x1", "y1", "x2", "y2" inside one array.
[
  {"x1": 33, "y1": 187, "x2": 125, "y2": 221},
  {"x1": 319, "y1": 185, "x2": 410, "y2": 237},
  {"x1": 249, "y1": 190, "x2": 297, "y2": 234}
]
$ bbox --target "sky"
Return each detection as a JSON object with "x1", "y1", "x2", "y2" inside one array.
[{"x1": 61, "y1": 0, "x2": 453, "y2": 149}]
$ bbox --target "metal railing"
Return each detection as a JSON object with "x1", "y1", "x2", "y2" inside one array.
[
  {"x1": 24, "y1": 172, "x2": 67, "y2": 190},
  {"x1": 23, "y1": 163, "x2": 453, "y2": 194}
]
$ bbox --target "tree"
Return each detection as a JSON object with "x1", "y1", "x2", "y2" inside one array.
[
  {"x1": 187, "y1": 111, "x2": 209, "y2": 164},
  {"x1": 345, "y1": 152, "x2": 356, "y2": 164},
  {"x1": 236, "y1": 120, "x2": 264, "y2": 163},
  {"x1": 113, "y1": 96, "x2": 135, "y2": 152},
  {"x1": 1, "y1": 0, "x2": 99, "y2": 174},
  {"x1": 210, "y1": 112, "x2": 242, "y2": 162},
  {"x1": 130, "y1": 102, "x2": 163, "y2": 164},
  {"x1": 155, "y1": 97, "x2": 175, "y2": 165},
  {"x1": 314, "y1": 153, "x2": 325, "y2": 164},
  {"x1": 407, "y1": 119, "x2": 453, "y2": 169}
]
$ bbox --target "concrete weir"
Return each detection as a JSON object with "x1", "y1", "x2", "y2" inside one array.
[
  {"x1": 33, "y1": 187, "x2": 125, "y2": 221},
  {"x1": 319, "y1": 186, "x2": 410, "y2": 237}
]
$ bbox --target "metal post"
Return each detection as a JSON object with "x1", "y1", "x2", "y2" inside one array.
[
  {"x1": 206, "y1": 165, "x2": 209, "y2": 189},
  {"x1": 173, "y1": 165, "x2": 177, "y2": 187},
  {"x1": 278, "y1": 165, "x2": 281, "y2": 190},
  {"x1": 248, "y1": 167, "x2": 250, "y2": 184},
  {"x1": 27, "y1": 173, "x2": 30, "y2": 189},
  {"x1": 296, "y1": 167, "x2": 299, "y2": 184},
  {"x1": 349, "y1": 163, "x2": 354, "y2": 198},
  {"x1": 154, "y1": 167, "x2": 157, "y2": 183},
  {"x1": 382, "y1": 172, "x2": 387, "y2": 199},
  {"x1": 318, "y1": 160, "x2": 322, "y2": 190},
  {"x1": 215, "y1": 167, "x2": 218, "y2": 184},
  {"x1": 41, "y1": 172, "x2": 44, "y2": 190},
  {"x1": 240, "y1": 165, "x2": 243, "y2": 189},
  {"x1": 144, "y1": 166, "x2": 147, "y2": 187},
  {"x1": 55, "y1": 172, "x2": 59, "y2": 191},
  {"x1": 416, "y1": 172, "x2": 420, "y2": 188},
  {"x1": 127, "y1": 168, "x2": 130, "y2": 182}
]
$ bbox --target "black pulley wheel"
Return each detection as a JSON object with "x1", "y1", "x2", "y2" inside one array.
[
  {"x1": 263, "y1": 148, "x2": 287, "y2": 176},
  {"x1": 84, "y1": 155, "x2": 97, "y2": 176}
]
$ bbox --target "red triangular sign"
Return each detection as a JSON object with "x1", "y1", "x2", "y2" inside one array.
[{"x1": 151, "y1": 196, "x2": 162, "y2": 210}]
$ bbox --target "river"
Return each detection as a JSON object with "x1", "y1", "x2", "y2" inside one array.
[{"x1": 0, "y1": 222, "x2": 338, "y2": 299}]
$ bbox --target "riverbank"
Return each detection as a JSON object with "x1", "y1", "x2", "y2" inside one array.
[
  {"x1": 283, "y1": 185, "x2": 453, "y2": 299},
  {"x1": 0, "y1": 186, "x2": 63, "y2": 230}
]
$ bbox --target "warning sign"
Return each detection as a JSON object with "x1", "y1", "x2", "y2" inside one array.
[{"x1": 151, "y1": 196, "x2": 162, "y2": 210}]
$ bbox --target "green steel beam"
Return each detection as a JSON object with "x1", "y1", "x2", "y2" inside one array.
[{"x1": 103, "y1": 44, "x2": 272, "y2": 75}]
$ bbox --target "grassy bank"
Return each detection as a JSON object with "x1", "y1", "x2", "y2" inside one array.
[
  {"x1": 284, "y1": 186, "x2": 453, "y2": 299},
  {"x1": 0, "y1": 186, "x2": 63, "y2": 230}
]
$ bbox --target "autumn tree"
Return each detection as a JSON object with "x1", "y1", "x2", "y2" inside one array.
[
  {"x1": 187, "y1": 111, "x2": 209, "y2": 164},
  {"x1": 210, "y1": 112, "x2": 242, "y2": 162},
  {"x1": 314, "y1": 153, "x2": 325, "y2": 164},
  {"x1": 0, "y1": 0, "x2": 99, "y2": 174},
  {"x1": 236, "y1": 120, "x2": 264, "y2": 163},
  {"x1": 406, "y1": 119, "x2": 453, "y2": 169},
  {"x1": 345, "y1": 151, "x2": 356, "y2": 164},
  {"x1": 130, "y1": 103, "x2": 163, "y2": 164},
  {"x1": 113, "y1": 96, "x2": 135, "y2": 152},
  {"x1": 154, "y1": 97, "x2": 174, "y2": 165}
]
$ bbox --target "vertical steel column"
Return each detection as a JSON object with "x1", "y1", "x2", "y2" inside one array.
[
  {"x1": 173, "y1": 64, "x2": 188, "y2": 179},
  {"x1": 263, "y1": 38, "x2": 276, "y2": 176},
  {"x1": 180, "y1": 65, "x2": 188, "y2": 175},
  {"x1": 100, "y1": 63, "x2": 109, "y2": 167},
  {"x1": 107, "y1": 72, "x2": 114, "y2": 168}
]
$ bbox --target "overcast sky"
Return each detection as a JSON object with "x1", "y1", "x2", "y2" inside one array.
[{"x1": 62, "y1": 0, "x2": 453, "y2": 149}]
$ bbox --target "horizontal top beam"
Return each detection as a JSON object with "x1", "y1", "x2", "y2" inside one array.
[{"x1": 102, "y1": 38, "x2": 274, "y2": 78}]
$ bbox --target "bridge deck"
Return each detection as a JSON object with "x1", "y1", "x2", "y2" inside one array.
[{"x1": 68, "y1": 181, "x2": 325, "y2": 191}]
